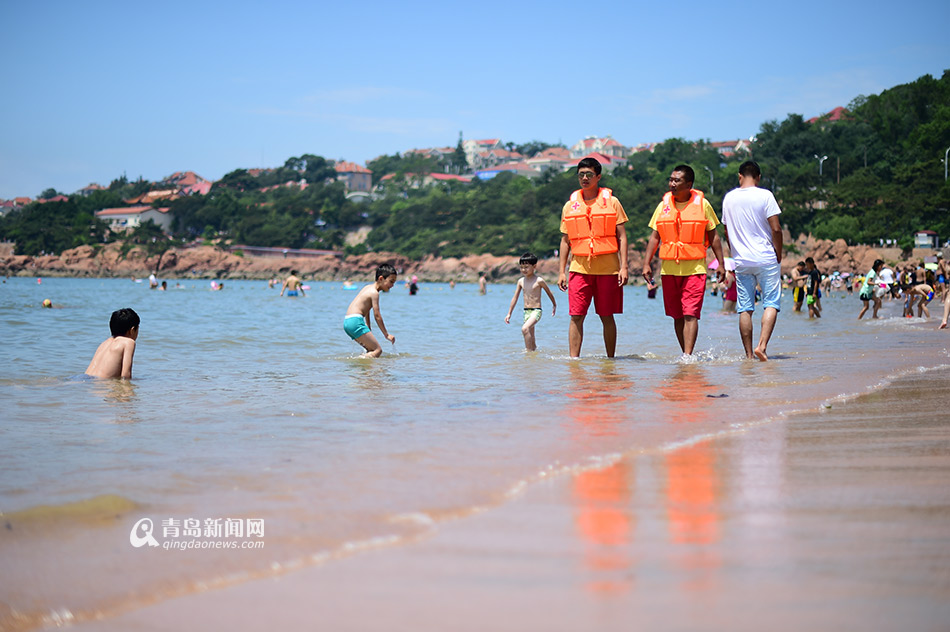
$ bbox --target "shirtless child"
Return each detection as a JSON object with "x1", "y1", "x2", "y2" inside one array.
[
  {"x1": 85, "y1": 308, "x2": 139, "y2": 379},
  {"x1": 505, "y1": 253, "x2": 557, "y2": 351},
  {"x1": 907, "y1": 283, "x2": 936, "y2": 318},
  {"x1": 280, "y1": 270, "x2": 305, "y2": 297},
  {"x1": 343, "y1": 264, "x2": 398, "y2": 358}
]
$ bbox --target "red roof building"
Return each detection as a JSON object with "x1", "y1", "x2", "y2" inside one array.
[{"x1": 335, "y1": 161, "x2": 373, "y2": 192}]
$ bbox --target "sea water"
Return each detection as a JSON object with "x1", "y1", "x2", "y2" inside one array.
[{"x1": 1, "y1": 276, "x2": 948, "y2": 629}]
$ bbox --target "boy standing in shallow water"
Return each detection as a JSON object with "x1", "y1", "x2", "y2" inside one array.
[
  {"x1": 344, "y1": 264, "x2": 398, "y2": 358},
  {"x1": 85, "y1": 308, "x2": 139, "y2": 379},
  {"x1": 505, "y1": 253, "x2": 557, "y2": 351}
]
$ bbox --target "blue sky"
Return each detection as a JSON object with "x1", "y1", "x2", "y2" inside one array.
[{"x1": 1, "y1": 0, "x2": 947, "y2": 199}]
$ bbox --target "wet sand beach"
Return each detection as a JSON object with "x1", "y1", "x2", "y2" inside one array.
[{"x1": 74, "y1": 367, "x2": 950, "y2": 632}]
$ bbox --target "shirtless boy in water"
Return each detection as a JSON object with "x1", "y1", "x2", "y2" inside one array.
[
  {"x1": 85, "y1": 308, "x2": 139, "y2": 379},
  {"x1": 505, "y1": 252, "x2": 556, "y2": 351},
  {"x1": 343, "y1": 264, "x2": 398, "y2": 358},
  {"x1": 280, "y1": 270, "x2": 305, "y2": 297}
]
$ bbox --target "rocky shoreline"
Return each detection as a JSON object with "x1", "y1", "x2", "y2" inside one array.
[{"x1": 0, "y1": 236, "x2": 938, "y2": 284}]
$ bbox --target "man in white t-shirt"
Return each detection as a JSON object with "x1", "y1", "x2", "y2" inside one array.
[
  {"x1": 721, "y1": 161, "x2": 783, "y2": 361},
  {"x1": 877, "y1": 265, "x2": 896, "y2": 298}
]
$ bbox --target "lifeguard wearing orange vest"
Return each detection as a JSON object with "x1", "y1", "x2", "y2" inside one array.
[
  {"x1": 642, "y1": 164, "x2": 725, "y2": 360},
  {"x1": 557, "y1": 157, "x2": 629, "y2": 358}
]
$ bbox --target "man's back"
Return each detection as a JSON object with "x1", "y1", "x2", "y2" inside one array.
[{"x1": 722, "y1": 186, "x2": 780, "y2": 267}]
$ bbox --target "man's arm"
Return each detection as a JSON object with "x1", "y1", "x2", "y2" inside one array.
[
  {"x1": 540, "y1": 279, "x2": 557, "y2": 315},
  {"x1": 616, "y1": 223, "x2": 628, "y2": 286},
  {"x1": 557, "y1": 234, "x2": 571, "y2": 291},
  {"x1": 642, "y1": 230, "x2": 660, "y2": 283},
  {"x1": 768, "y1": 215, "x2": 783, "y2": 264},
  {"x1": 120, "y1": 339, "x2": 136, "y2": 380},
  {"x1": 708, "y1": 229, "x2": 725, "y2": 283}
]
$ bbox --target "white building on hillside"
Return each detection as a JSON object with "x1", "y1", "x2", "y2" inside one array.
[{"x1": 95, "y1": 206, "x2": 173, "y2": 232}]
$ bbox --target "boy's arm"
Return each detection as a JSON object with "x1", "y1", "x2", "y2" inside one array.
[
  {"x1": 540, "y1": 279, "x2": 557, "y2": 315},
  {"x1": 371, "y1": 293, "x2": 395, "y2": 343},
  {"x1": 120, "y1": 339, "x2": 136, "y2": 379},
  {"x1": 505, "y1": 281, "x2": 522, "y2": 323}
]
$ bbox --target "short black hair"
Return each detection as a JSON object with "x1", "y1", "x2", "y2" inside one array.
[
  {"x1": 577, "y1": 157, "x2": 602, "y2": 176},
  {"x1": 672, "y1": 164, "x2": 695, "y2": 184},
  {"x1": 873, "y1": 259, "x2": 884, "y2": 271},
  {"x1": 519, "y1": 252, "x2": 538, "y2": 265},
  {"x1": 376, "y1": 263, "x2": 397, "y2": 280},
  {"x1": 738, "y1": 160, "x2": 761, "y2": 179},
  {"x1": 805, "y1": 257, "x2": 815, "y2": 265},
  {"x1": 110, "y1": 308, "x2": 140, "y2": 337}
]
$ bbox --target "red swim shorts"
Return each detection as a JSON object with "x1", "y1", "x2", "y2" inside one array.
[
  {"x1": 568, "y1": 272, "x2": 623, "y2": 316},
  {"x1": 661, "y1": 274, "x2": 706, "y2": 319}
]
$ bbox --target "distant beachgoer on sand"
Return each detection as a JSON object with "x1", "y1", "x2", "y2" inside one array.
[
  {"x1": 85, "y1": 308, "x2": 139, "y2": 379},
  {"x1": 505, "y1": 253, "x2": 557, "y2": 351},
  {"x1": 479, "y1": 275, "x2": 487, "y2": 295},
  {"x1": 939, "y1": 291, "x2": 949, "y2": 329},
  {"x1": 343, "y1": 264, "x2": 398, "y2": 358},
  {"x1": 906, "y1": 283, "x2": 935, "y2": 318},
  {"x1": 280, "y1": 270, "x2": 306, "y2": 297},
  {"x1": 721, "y1": 161, "x2": 783, "y2": 360},
  {"x1": 858, "y1": 259, "x2": 884, "y2": 320},
  {"x1": 804, "y1": 257, "x2": 821, "y2": 318},
  {"x1": 936, "y1": 252, "x2": 947, "y2": 300},
  {"x1": 790, "y1": 261, "x2": 807, "y2": 311}
]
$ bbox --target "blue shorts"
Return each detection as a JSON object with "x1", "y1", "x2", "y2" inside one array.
[
  {"x1": 344, "y1": 315, "x2": 371, "y2": 340},
  {"x1": 286, "y1": 290, "x2": 298, "y2": 297},
  {"x1": 735, "y1": 262, "x2": 782, "y2": 313}
]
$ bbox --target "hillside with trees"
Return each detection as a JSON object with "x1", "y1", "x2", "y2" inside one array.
[{"x1": 2, "y1": 71, "x2": 947, "y2": 259}]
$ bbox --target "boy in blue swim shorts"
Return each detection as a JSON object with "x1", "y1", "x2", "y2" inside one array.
[{"x1": 343, "y1": 264, "x2": 398, "y2": 357}]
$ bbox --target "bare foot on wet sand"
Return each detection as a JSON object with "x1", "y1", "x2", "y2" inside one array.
[
  {"x1": 754, "y1": 347, "x2": 769, "y2": 361},
  {"x1": 940, "y1": 322, "x2": 948, "y2": 330}
]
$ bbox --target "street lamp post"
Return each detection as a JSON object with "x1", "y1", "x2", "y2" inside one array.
[
  {"x1": 944, "y1": 146, "x2": 949, "y2": 181},
  {"x1": 815, "y1": 154, "x2": 828, "y2": 184},
  {"x1": 702, "y1": 166, "x2": 714, "y2": 195}
]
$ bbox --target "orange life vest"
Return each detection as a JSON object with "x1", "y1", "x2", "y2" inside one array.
[
  {"x1": 655, "y1": 189, "x2": 709, "y2": 263},
  {"x1": 563, "y1": 188, "x2": 619, "y2": 257}
]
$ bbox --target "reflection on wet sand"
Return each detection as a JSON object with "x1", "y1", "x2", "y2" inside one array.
[
  {"x1": 657, "y1": 365, "x2": 722, "y2": 590},
  {"x1": 564, "y1": 361, "x2": 636, "y2": 594}
]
